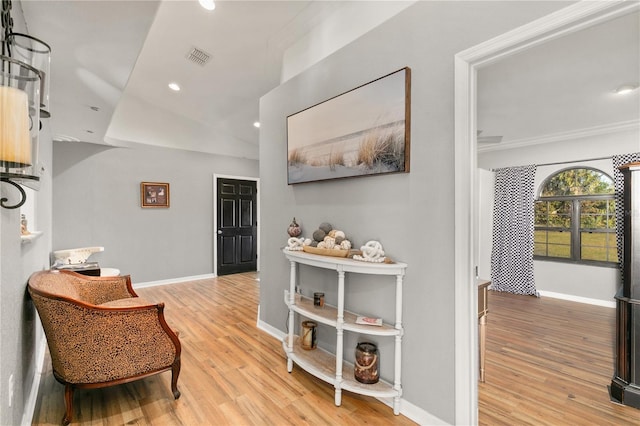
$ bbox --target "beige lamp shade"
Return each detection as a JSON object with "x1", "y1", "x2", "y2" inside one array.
[{"x1": 0, "y1": 86, "x2": 31, "y2": 167}]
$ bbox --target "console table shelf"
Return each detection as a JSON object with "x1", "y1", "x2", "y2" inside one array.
[
  {"x1": 282, "y1": 337, "x2": 399, "y2": 398},
  {"x1": 282, "y1": 249, "x2": 407, "y2": 415},
  {"x1": 284, "y1": 291, "x2": 401, "y2": 336}
]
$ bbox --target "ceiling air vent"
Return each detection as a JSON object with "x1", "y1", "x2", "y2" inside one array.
[{"x1": 186, "y1": 47, "x2": 211, "y2": 66}]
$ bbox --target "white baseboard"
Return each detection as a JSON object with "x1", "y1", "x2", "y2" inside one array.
[
  {"x1": 22, "y1": 333, "x2": 46, "y2": 426},
  {"x1": 257, "y1": 317, "x2": 285, "y2": 341},
  {"x1": 255, "y1": 320, "x2": 444, "y2": 425},
  {"x1": 396, "y1": 398, "x2": 449, "y2": 425},
  {"x1": 538, "y1": 290, "x2": 615, "y2": 308},
  {"x1": 133, "y1": 273, "x2": 216, "y2": 289}
]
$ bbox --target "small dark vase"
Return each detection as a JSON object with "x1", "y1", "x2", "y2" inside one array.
[{"x1": 288, "y1": 217, "x2": 302, "y2": 237}]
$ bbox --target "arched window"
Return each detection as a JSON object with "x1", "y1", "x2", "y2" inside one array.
[{"x1": 534, "y1": 167, "x2": 617, "y2": 265}]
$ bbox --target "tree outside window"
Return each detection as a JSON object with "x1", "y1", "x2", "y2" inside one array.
[{"x1": 534, "y1": 167, "x2": 617, "y2": 266}]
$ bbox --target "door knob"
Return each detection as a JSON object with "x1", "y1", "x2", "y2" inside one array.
[{"x1": 217, "y1": 230, "x2": 222, "y2": 234}]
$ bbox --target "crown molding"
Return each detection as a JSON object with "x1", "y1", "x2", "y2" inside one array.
[
  {"x1": 460, "y1": 0, "x2": 640, "y2": 67},
  {"x1": 478, "y1": 119, "x2": 640, "y2": 153}
]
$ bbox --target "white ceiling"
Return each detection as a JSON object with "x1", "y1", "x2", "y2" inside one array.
[
  {"x1": 477, "y1": 10, "x2": 640, "y2": 150},
  {"x1": 20, "y1": 0, "x2": 347, "y2": 160},
  {"x1": 20, "y1": 0, "x2": 159, "y2": 144},
  {"x1": 18, "y1": 1, "x2": 640, "y2": 160}
]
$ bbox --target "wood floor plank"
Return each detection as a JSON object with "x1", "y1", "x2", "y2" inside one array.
[
  {"x1": 479, "y1": 290, "x2": 640, "y2": 426},
  {"x1": 33, "y1": 273, "x2": 640, "y2": 424},
  {"x1": 31, "y1": 272, "x2": 415, "y2": 425}
]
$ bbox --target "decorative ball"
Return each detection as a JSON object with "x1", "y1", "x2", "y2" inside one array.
[
  {"x1": 340, "y1": 240, "x2": 352, "y2": 250},
  {"x1": 328, "y1": 230, "x2": 338, "y2": 238},
  {"x1": 323, "y1": 236, "x2": 336, "y2": 249},
  {"x1": 313, "y1": 229, "x2": 326, "y2": 242},
  {"x1": 317, "y1": 242, "x2": 327, "y2": 249},
  {"x1": 334, "y1": 230, "x2": 345, "y2": 239},
  {"x1": 318, "y1": 222, "x2": 333, "y2": 233},
  {"x1": 310, "y1": 241, "x2": 318, "y2": 247},
  {"x1": 335, "y1": 236, "x2": 345, "y2": 245},
  {"x1": 303, "y1": 238, "x2": 312, "y2": 246}
]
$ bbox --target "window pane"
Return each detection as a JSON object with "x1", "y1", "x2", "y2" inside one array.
[
  {"x1": 548, "y1": 230, "x2": 570, "y2": 245},
  {"x1": 581, "y1": 231, "x2": 618, "y2": 262},
  {"x1": 535, "y1": 230, "x2": 571, "y2": 258},
  {"x1": 534, "y1": 230, "x2": 547, "y2": 244},
  {"x1": 580, "y1": 200, "x2": 616, "y2": 230},
  {"x1": 540, "y1": 168, "x2": 614, "y2": 197},
  {"x1": 534, "y1": 202, "x2": 548, "y2": 226},
  {"x1": 608, "y1": 200, "x2": 616, "y2": 229},
  {"x1": 608, "y1": 233, "x2": 619, "y2": 263},
  {"x1": 534, "y1": 230, "x2": 547, "y2": 256},
  {"x1": 581, "y1": 214, "x2": 608, "y2": 229},
  {"x1": 548, "y1": 201, "x2": 571, "y2": 228},
  {"x1": 535, "y1": 201, "x2": 572, "y2": 227}
]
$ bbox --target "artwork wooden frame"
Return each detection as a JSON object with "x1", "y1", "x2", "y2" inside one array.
[
  {"x1": 141, "y1": 182, "x2": 170, "y2": 208},
  {"x1": 287, "y1": 67, "x2": 411, "y2": 184}
]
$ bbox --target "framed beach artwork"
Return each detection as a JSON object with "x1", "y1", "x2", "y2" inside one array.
[
  {"x1": 140, "y1": 182, "x2": 170, "y2": 208},
  {"x1": 287, "y1": 67, "x2": 411, "y2": 184}
]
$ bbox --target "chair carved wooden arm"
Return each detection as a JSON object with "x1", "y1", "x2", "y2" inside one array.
[{"x1": 28, "y1": 270, "x2": 181, "y2": 425}]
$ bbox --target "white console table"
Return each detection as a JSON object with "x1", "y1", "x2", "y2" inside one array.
[{"x1": 282, "y1": 249, "x2": 407, "y2": 415}]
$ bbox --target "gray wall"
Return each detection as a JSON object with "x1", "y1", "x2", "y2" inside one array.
[
  {"x1": 258, "y1": 1, "x2": 570, "y2": 422},
  {"x1": 53, "y1": 142, "x2": 258, "y2": 283},
  {"x1": 0, "y1": 3, "x2": 53, "y2": 424},
  {"x1": 0, "y1": 117, "x2": 53, "y2": 425}
]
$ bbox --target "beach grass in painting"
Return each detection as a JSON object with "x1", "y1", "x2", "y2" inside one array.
[{"x1": 287, "y1": 67, "x2": 410, "y2": 184}]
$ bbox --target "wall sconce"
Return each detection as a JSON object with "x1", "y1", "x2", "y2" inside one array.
[
  {"x1": 0, "y1": 0, "x2": 49, "y2": 209},
  {"x1": 7, "y1": 33, "x2": 51, "y2": 118}
]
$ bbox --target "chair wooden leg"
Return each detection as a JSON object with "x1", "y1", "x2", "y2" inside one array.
[
  {"x1": 63, "y1": 384, "x2": 74, "y2": 425},
  {"x1": 171, "y1": 360, "x2": 181, "y2": 399}
]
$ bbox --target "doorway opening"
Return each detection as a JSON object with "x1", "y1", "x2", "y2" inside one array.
[{"x1": 453, "y1": 2, "x2": 639, "y2": 424}]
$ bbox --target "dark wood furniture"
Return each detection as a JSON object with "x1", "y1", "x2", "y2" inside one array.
[
  {"x1": 611, "y1": 162, "x2": 640, "y2": 408},
  {"x1": 478, "y1": 279, "x2": 490, "y2": 383}
]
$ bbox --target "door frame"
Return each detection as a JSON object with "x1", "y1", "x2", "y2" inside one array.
[
  {"x1": 453, "y1": 1, "x2": 639, "y2": 424},
  {"x1": 213, "y1": 174, "x2": 260, "y2": 277}
]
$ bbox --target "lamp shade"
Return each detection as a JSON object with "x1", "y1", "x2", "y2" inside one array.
[{"x1": 0, "y1": 86, "x2": 31, "y2": 167}]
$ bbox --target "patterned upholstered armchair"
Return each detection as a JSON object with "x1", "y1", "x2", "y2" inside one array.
[{"x1": 28, "y1": 270, "x2": 181, "y2": 425}]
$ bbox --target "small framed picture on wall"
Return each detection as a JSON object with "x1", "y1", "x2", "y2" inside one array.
[{"x1": 141, "y1": 182, "x2": 170, "y2": 208}]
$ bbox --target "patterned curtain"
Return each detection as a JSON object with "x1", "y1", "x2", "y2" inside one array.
[
  {"x1": 613, "y1": 153, "x2": 640, "y2": 279},
  {"x1": 490, "y1": 165, "x2": 537, "y2": 295}
]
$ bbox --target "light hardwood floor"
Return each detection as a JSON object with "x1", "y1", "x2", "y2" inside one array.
[
  {"x1": 32, "y1": 273, "x2": 640, "y2": 425},
  {"x1": 32, "y1": 273, "x2": 417, "y2": 425},
  {"x1": 479, "y1": 290, "x2": 640, "y2": 425}
]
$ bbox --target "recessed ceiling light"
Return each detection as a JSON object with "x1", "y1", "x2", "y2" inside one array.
[
  {"x1": 614, "y1": 84, "x2": 638, "y2": 95},
  {"x1": 253, "y1": 122, "x2": 260, "y2": 128},
  {"x1": 168, "y1": 82, "x2": 181, "y2": 92},
  {"x1": 199, "y1": 0, "x2": 215, "y2": 11}
]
